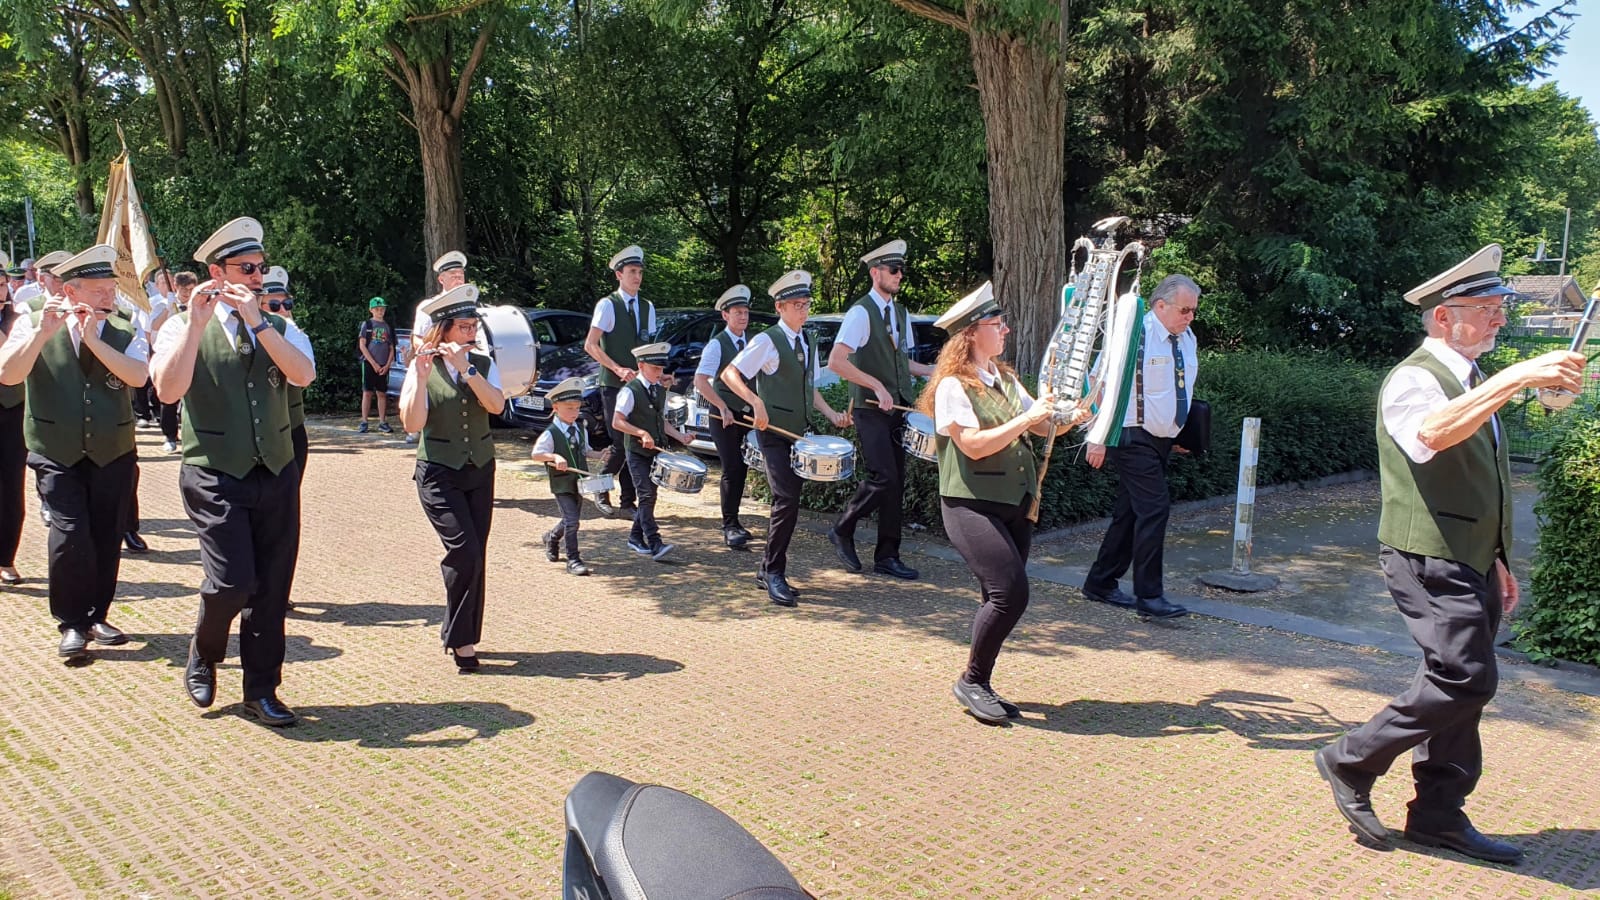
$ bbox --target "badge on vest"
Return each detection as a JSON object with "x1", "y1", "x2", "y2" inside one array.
[
  {"x1": 267, "y1": 366, "x2": 284, "y2": 389},
  {"x1": 105, "y1": 373, "x2": 125, "y2": 390}
]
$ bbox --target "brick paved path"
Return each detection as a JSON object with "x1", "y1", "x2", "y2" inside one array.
[{"x1": 2, "y1": 423, "x2": 1597, "y2": 898}]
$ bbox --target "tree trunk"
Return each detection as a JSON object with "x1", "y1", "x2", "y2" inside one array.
[
  {"x1": 414, "y1": 95, "x2": 467, "y2": 281},
  {"x1": 967, "y1": 17, "x2": 1066, "y2": 374}
]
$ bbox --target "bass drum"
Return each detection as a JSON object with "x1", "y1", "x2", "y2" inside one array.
[{"x1": 475, "y1": 305, "x2": 538, "y2": 400}]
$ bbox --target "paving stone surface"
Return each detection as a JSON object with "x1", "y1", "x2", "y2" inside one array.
[{"x1": 2, "y1": 421, "x2": 1597, "y2": 898}]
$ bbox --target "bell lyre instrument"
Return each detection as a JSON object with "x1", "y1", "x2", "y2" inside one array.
[{"x1": 1536, "y1": 285, "x2": 1599, "y2": 411}]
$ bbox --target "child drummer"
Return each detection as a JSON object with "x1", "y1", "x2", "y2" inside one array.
[
  {"x1": 611, "y1": 342, "x2": 691, "y2": 561},
  {"x1": 530, "y1": 376, "x2": 595, "y2": 576}
]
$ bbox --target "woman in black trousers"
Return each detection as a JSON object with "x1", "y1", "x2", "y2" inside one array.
[
  {"x1": 398, "y1": 286, "x2": 503, "y2": 673},
  {"x1": 0, "y1": 289, "x2": 25, "y2": 584},
  {"x1": 920, "y1": 283, "x2": 1085, "y2": 724}
]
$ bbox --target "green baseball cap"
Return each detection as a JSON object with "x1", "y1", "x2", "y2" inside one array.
[{"x1": 369, "y1": 296, "x2": 387, "y2": 308}]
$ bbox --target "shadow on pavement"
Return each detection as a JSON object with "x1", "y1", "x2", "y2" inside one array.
[
  {"x1": 474, "y1": 650, "x2": 684, "y2": 680},
  {"x1": 1013, "y1": 690, "x2": 1353, "y2": 750},
  {"x1": 209, "y1": 700, "x2": 536, "y2": 748},
  {"x1": 291, "y1": 600, "x2": 445, "y2": 628},
  {"x1": 83, "y1": 632, "x2": 344, "y2": 667},
  {"x1": 1397, "y1": 828, "x2": 1600, "y2": 891}
]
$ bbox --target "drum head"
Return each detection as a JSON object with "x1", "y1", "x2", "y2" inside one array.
[
  {"x1": 656, "y1": 451, "x2": 708, "y2": 474},
  {"x1": 797, "y1": 435, "x2": 852, "y2": 456},
  {"x1": 476, "y1": 306, "x2": 538, "y2": 400},
  {"x1": 904, "y1": 411, "x2": 934, "y2": 432}
]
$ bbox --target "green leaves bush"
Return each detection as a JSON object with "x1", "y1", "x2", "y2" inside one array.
[
  {"x1": 1516, "y1": 419, "x2": 1600, "y2": 666},
  {"x1": 745, "y1": 349, "x2": 1382, "y2": 534}
]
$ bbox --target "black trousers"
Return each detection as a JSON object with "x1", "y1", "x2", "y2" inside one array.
[
  {"x1": 1085, "y1": 427, "x2": 1173, "y2": 600},
  {"x1": 943, "y1": 495, "x2": 1034, "y2": 685},
  {"x1": 30, "y1": 451, "x2": 134, "y2": 632},
  {"x1": 0, "y1": 403, "x2": 25, "y2": 567},
  {"x1": 291, "y1": 424, "x2": 309, "y2": 487},
  {"x1": 546, "y1": 492, "x2": 584, "y2": 558},
  {"x1": 599, "y1": 386, "x2": 636, "y2": 504},
  {"x1": 709, "y1": 415, "x2": 751, "y2": 529},
  {"x1": 1324, "y1": 547, "x2": 1503, "y2": 832},
  {"x1": 131, "y1": 379, "x2": 153, "y2": 420},
  {"x1": 416, "y1": 459, "x2": 494, "y2": 650},
  {"x1": 835, "y1": 406, "x2": 905, "y2": 562},
  {"x1": 123, "y1": 458, "x2": 141, "y2": 533},
  {"x1": 758, "y1": 431, "x2": 801, "y2": 576},
  {"x1": 158, "y1": 397, "x2": 180, "y2": 442},
  {"x1": 624, "y1": 451, "x2": 661, "y2": 546},
  {"x1": 183, "y1": 461, "x2": 302, "y2": 701}
]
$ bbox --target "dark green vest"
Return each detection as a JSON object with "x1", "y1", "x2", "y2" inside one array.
[
  {"x1": 754, "y1": 325, "x2": 814, "y2": 437},
  {"x1": 266, "y1": 318, "x2": 307, "y2": 428},
  {"x1": 936, "y1": 375, "x2": 1037, "y2": 506},
  {"x1": 22, "y1": 315, "x2": 137, "y2": 466},
  {"x1": 622, "y1": 377, "x2": 667, "y2": 457},
  {"x1": 597, "y1": 292, "x2": 651, "y2": 389},
  {"x1": 709, "y1": 329, "x2": 751, "y2": 416},
  {"x1": 26, "y1": 295, "x2": 45, "y2": 313},
  {"x1": 544, "y1": 419, "x2": 586, "y2": 495},
  {"x1": 417, "y1": 351, "x2": 495, "y2": 470},
  {"x1": 1376, "y1": 346, "x2": 1512, "y2": 576},
  {"x1": 846, "y1": 293, "x2": 914, "y2": 408},
  {"x1": 179, "y1": 312, "x2": 295, "y2": 478}
]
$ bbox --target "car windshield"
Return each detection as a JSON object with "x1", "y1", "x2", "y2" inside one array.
[
  {"x1": 547, "y1": 314, "x2": 589, "y2": 345},
  {"x1": 805, "y1": 319, "x2": 842, "y2": 358}
]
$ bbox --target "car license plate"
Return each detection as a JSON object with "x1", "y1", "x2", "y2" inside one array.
[
  {"x1": 691, "y1": 405, "x2": 709, "y2": 429},
  {"x1": 518, "y1": 395, "x2": 547, "y2": 412}
]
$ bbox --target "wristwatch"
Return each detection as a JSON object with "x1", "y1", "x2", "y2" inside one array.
[
  {"x1": 465, "y1": 364, "x2": 478, "y2": 379},
  {"x1": 250, "y1": 320, "x2": 273, "y2": 336}
]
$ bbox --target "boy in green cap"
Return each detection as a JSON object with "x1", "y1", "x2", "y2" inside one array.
[{"x1": 358, "y1": 297, "x2": 395, "y2": 433}]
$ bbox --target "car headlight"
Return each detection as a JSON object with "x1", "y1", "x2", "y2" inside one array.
[{"x1": 581, "y1": 373, "x2": 599, "y2": 391}]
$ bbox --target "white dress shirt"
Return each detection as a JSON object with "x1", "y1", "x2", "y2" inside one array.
[
  {"x1": 695, "y1": 329, "x2": 748, "y2": 379},
  {"x1": 12, "y1": 282, "x2": 40, "y2": 309},
  {"x1": 1380, "y1": 337, "x2": 1498, "y2": 464},
  {"x1": 614, "y1": 372, "x2": 666, "y2": 416},
  {"x1": 1121, "y1": 311, "x2": 1198, "y2": 439},
  {"x1": 835, "y1": 288, "x2": 909, "y2": 352},
  {"x1": 590, "y1": 293, "x2": 657, "y2": 336},
  {"x1": 152, "y1": 303, "x2": 317, "y2": 386},
  {"x1": 2, "y1": 311, "x2": 150, "y2": 362},
  {"x1": 933, "y1": 367, "x2": 1036, "y2": 435},
  {"x1": 729, "y1": 321, "x2": 820, "y2": 380}
]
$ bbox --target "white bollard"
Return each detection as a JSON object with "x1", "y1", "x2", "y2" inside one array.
[{"x1": 1232, "y1": 417, "x2": 1261, "y2": 576}]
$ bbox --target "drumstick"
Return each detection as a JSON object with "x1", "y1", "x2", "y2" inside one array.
[
  {"x1": 862, "y1": 398, "x2": 918, "y2": 414},
  {"x1": 737, "y1": 418, "x2": 804, "y2": 442}
]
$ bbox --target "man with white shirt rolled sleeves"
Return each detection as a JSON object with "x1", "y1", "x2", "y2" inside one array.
[
  {"x1": 0, "y1": 245, "x2": 149, "y2": 662},
  {"x1": 693, "y1": 284, "x2": 756, "y2": 549},
  {"x1": 1081, "y1": 273, "x2": 1201, "y2": 620},
  {"x1": 152, "y1": 217, "x2": 316, "y2": 727},
  {"x1": 1312, "y1": 245, "x2": 1584, "y2": 864},
  {"x1": 583, "y1": 244, "x2": 656, "y2": 517}
]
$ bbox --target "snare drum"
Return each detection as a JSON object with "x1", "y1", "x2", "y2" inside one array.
[
  {"x1": 900, "y1": 411, "x2": 937, "y2": 462},
  {"x1": 650, "y1": 452, "x2": 708, "y2": 494},
  {"x1": 791, "y1": 435, "x2": 855, "y2": 482},
  {"x1": 475, "y1": 305, "x2": 538, "y2": 400},
  {"x1": 742, "y1": 430, "x2": 764, "y2": 468},
  {"x1": 577, "y1": 473, "x2": 615, "y2": 496},
  {"x1": 664, "y1": 391, "x2": 689, "y2": 428}
]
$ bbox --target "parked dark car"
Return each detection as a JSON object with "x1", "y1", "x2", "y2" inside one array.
[
  {"x1": 385, "y1": 308, "x2": 591, "y2": 400},
  {"x1": 504, "y1": 307, "x2": 777, "y2": 447}
]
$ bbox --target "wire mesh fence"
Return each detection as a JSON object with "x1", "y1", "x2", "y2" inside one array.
[{"x1": 1487, "y1": 334, "x2": 1600, "y2": 462}]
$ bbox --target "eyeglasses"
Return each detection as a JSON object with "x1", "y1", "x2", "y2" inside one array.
[
  {"x1": 223, "y1": 260, "x2": 270, "y2": 275},
  {"x1": 1172, "y1": 305, "x2": 1197, "y2": 316},
  {"x1": 978, "y1": 316, "x2": 1008, "y2": 329},
  {"x1": 1443, "y1": 300, "x2": 1517, "y2": 317},
  {"x1": 267, "y1": 299, "x2": 294, "y2": 312}
]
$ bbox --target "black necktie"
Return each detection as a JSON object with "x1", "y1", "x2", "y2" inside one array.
[
  {"x1": 734, "y1": 336, "x2": 743, "y2": 352},
  {"x1": 883, "y1": 302, "x2": 896, "y2": 346},
  {"x1": 793, "y1": 334, "x2": 804, "y2": 363},
  {"x1": 626, "y1": 298, "x2": 639, "y2": 339},
  {"x1": 1170, "y1": 333, "x2": 1189, "y2": 428}
]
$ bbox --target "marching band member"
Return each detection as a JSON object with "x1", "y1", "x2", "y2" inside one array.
[
  {"x1": 584, "y1": 245, "x2": 655, "y2": 517},
  {"x1": 0, "y1": 278, "x2": 20, "y2": 586},
  {"x1": 723, "y1": 270, "x2": 850, "y2": 607},
  {"x1": 153, "y1": 217, "x2": 316, "y2": 725},
  {"x1": 260, "y1": 267, "x2": 312, "y2": 482},
  {"x1": 694, "y1": 284, "x2": 756, "y2": 549},
  {"x1": 0, "y1": 245, "x2": 149, "y2": 661},
  {"x1": 18, "y1": 251, "x2": 69, "y2": 314},
  {"x1": 1314, "y1": 246, "x2": 1584, "y2": 863},
  {"x1": 828, "y1": 239, "x2": 931, "y2": 581},
  {"x1": 531, "y1": 376, "x2": 594, "y2": 576},
  {"x1": 399, "y1": 285, "x2": 502, "y2": 673},
  {"x1": 923, "y1": 284, "x2": 1084, "y2": 723},
  {"x1": 612, "y1": 342, "x2": 690, "y2": 561},
  {"x1": 403, "y1": 251, "x2": 469, "y2": 443}
]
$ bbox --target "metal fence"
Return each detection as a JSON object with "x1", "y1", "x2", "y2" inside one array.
[{"x1": 1489, "y1": 334, "x2": 1600, "y2": 462}]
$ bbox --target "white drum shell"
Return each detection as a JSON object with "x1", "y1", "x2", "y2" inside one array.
[
  {"x1": 900, "y1": 411, "x2": 937, "y2": 462},
  {"x1": 791, "y1": 435, "x2": 855, "y2": 482},
  {"x1": 578, "y1": 473, "x2": 615, "y2": 495},
  {"x1": 475, "y1": 305, "x2": 538, "y2": 400}
]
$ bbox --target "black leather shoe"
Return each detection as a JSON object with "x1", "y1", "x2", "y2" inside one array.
[
  {"x1": 567, "y1": 558, "x2": 592, "y2": 576},
  {"x1": 58, "y1": 628, "x2": 89, "y2": 659},
  {"x1": 828, "y1": 527, "x2": 862, "y2": 573},
  {"x1": 723, "y1": 527, "x2": 750, "y2": 550},
  {"x1": 766, "y1": 572, "x2": 799, "y2": 607},
  {"x1": 619, "y1": 500, "x2": 638, "y2": 513},
  {"x1": 184, "y1": 645, "x2": 216, "y2": 708},
  {"x1": 88, "y1": 622, "x2": 128, "y2": 646},
  {"x1": 544, "y1": 530, "x2": 561, "y2": 562},
  {"x1": 242, "y1": 695, "x2": 298, "y2": 726},
  {"x1": 1083, "y1": 585, "x2": 1136, "y2": 608},
  {"x1": 449, "y1": 649, "x2": 480, "y2": 673},
  {"x1": 1135, "y1": 595, "x2": 1188, "y2": 619},
  {"x1": 1314, "y1": 746, "x2": 1387, "y2": 844},
  {"x1": 1404, "y1": 824, "x2": 1523, "y2": 864},
  {"x1": 731, "y1": 524, "x2": 753, "y2": 542},
  {"x1": 122, "y1": 531, "x2": 149, "y2": 554},
  {"x1": 593, "y1": 494, "x2": 617, "y2": 517},
  {"x1": 873, "y1": 558, "x2": 919, "y2": 580}
]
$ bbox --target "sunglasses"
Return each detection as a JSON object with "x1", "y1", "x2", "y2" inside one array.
[
  {"x1": 881, "y1": 265, "x2": 905, "y2": 276},
  {"x1": 223, "y1": 260, "x2": 270, "y2": 275},
  {"x1": 267, "y1": 299, "x2": 295, "y2": 312}
]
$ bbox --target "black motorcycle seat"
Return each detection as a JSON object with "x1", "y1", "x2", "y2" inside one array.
[
  {"x1": 566, "y1": 771, "x2": 638, "y2": 871},
  {"x1": 595, "y1": 782, "x2": 808, "y2": 900}
]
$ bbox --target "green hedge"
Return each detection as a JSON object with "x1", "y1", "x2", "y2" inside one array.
[
  {"x1": 746, "y1": 349, "x2": 1383, "y2": 534},
  {"x1": 1515, "y1": 419, "x2": 1600, "y2": 666}
]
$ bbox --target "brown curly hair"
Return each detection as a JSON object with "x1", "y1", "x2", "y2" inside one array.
[{"x1": 914, "y1": 324, "x2": 1017, "y2": 418}]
